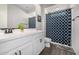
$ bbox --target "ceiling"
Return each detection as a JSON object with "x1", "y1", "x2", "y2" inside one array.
[
  {"x1": 16, "y1": 4, "x2": 55, "y2": 13},
  {"x1": 16, "y1": 4, "x2": 36, "y2": 13},
  {"x1": 40, "y1": 4, "x2": 55, "y2": 8}
]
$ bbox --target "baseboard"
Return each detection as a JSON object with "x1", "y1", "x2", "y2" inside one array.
[{"x1": 50, "y1": 42, "x2": 72, "y2": 48}]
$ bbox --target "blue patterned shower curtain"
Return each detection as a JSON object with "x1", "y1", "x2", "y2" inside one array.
[{"x1": 46, "y1": 9, "x2": 71, "y2": 46}]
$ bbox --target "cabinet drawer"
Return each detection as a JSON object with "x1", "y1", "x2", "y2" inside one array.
[
  {"x1": 4, "y1": 48, "x2": 19, "y2": 55},
  {"x1": 5, "y1": 42, "x2": 33, "y2": 55}
]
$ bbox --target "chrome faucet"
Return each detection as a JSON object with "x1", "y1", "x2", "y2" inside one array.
[{"x1": 5, "y1": 28, "x2": 13, "y2": 34}]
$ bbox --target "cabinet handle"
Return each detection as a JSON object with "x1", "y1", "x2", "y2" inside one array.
[
  {"x1": 40, "y1": 39, "x2": 42, "y2": 43},
  {"x1": 15, "y1": 52, "x2": 17, "y2": 55},
  {"x1": 19, "y1": 50, "x2": 21, "y2": 55}
]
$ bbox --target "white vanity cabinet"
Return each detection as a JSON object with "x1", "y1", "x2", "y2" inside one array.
[{"x1": 0, "y1": 31, "x2": 45, "y2": 55}]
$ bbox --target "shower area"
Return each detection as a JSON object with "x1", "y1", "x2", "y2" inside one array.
[{"x1": 46, "y1": 9, "x2": 71, "y2": 46}]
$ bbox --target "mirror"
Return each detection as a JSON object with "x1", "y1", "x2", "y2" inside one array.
[
  {"x1": 0, "y1": 4, "x2": 42, "y2": 30},
  {"x1": 0, "y1": 4, "x2": 40, "y2": 28}
]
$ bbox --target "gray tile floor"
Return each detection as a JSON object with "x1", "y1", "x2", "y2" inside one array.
[{"x1": 40, "y1": 43, "x2": 76, "y2": 55}]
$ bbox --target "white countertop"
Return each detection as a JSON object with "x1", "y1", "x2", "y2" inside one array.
[{"x1": 0, "y1": 29, "x2": 43, "y2": 43}]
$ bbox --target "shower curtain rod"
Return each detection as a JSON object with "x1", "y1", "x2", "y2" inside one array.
[{"x1": 72, "y1": 16, "x2": 79, "y2": 21}]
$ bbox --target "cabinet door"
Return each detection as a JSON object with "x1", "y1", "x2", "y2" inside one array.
[
  {"x1": 32, "y1": 38, "x2": 44, "y2": 55},
  {"x1": 20, "y1": 43, "x2": 33, "y2": 55},
  {"x1": 38, "y1": 39, "x2": 44, "y2": 54},
  {"x1": 39, "y1": 39, "x2": 45, "y2": 53},
  {"x1": 32, "y1": 39, "x2": 39, "y2": 55}
]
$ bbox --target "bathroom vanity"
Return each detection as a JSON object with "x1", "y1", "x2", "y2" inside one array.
[{"x1": 0, "y1": 29, "x2": 45, "y2": 55}]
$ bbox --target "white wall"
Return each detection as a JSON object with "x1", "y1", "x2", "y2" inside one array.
[
  {"x1": 7, "y1": 5, "x2": 28, "y2": 28},
  {"x1": 71, "y1": 5, "x2": 79, "y2": 54},
  {"x1": 41, "y1": 6, "x2": 46, "y2": 36},
  {"x1": 35, "y1": 5, "x2": 42, "y2": 30},
  {"x1": 45, "y1": 4, "x2": 71, "y2": 14},
  {"x1": 27, "y1": 4, "x2": 42, "y2": 30},
  {"x1": 0, "y1": 4, "x2": 7, "y2": 28}
]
